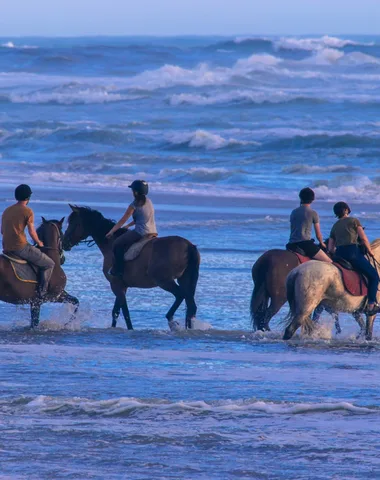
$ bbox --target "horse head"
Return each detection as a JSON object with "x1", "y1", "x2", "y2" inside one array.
[
  {"x1": 63, "y1": 205, "x2": 92, "y2": 251},
  {"x1": 37, "y1": 217, "x2": 65, "y2": 264}
]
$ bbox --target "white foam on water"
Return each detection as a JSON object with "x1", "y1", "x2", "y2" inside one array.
[
  {"x1": 1, "y1": 41, "x2": 38, "y2": 49},
  {"x1": 275, "y1": 35, "x2": 374, "y2": 51},
  {"x1": 14, "y1": 395, "x2": 377, "y2": 417},
  {"x1": 165, "y1": 129, "x2": 254, "y2": 150}
]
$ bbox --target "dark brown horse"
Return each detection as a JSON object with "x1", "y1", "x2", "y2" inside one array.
[
  {"x1": 62, "y1": 205, "x2": 200, "y2": 330},
  {"x1": 250, "y1": 249, "x2": 364, "y2": 333},
  {"x1": 0, "y1": 218, "x2": 79, "y2": 327}
]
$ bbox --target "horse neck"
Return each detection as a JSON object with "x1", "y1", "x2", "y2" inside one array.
[{"x1": 87, "y1": 216, "x2": 115, "y2": 258}]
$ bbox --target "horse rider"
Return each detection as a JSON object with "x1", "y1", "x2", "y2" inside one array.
[
  {"x1": 286, "y1": 187, "x2": 332, "y2": 262},
  {"x1": 1, "y1": 184, "x2": 55, "y2": 298},
  {"x1": 328, "y1": 201, "x2": 380, "y2": 315},
  {"x1": 106, "y1": 180, "x2": 157, "y2": 276}
]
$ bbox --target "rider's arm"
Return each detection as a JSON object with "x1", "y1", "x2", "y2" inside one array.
[
  {"x1": 328, "y1": 237, "x2": 336, "y2": 254},
  {"x1": 27, "y1": 215, "x2": 43, "y2": 247},
  {"x1": 357, "y1": 226, "x2": 374, "y2": 256},
  {"x1": 314, "y1": 223, "x2": 326, "y2": 247},
  {"x1": 107, "y1": 205, "x2": 135, "y2": 236}
]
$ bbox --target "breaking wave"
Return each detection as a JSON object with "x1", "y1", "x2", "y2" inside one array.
[
  {"x1": 1, "y1": 395, "x2": 376, "y2": 417},
  {"x1": 165, "y1": 130, "x2": 256, "y2": 150}
]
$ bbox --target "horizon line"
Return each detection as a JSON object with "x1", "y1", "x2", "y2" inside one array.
[{"x1": 0, "y1": 32, "x2": 378, "y2": 39}]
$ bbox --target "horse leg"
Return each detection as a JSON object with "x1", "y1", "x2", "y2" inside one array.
[
  {"x1": 283, "y1": 315, "x2": 303, "y2": 340},
  {"x1": 333, "y1": 313, "x2": 342, "y2": 335},
  {"x1": 353, "y1": 312, "x2": 365, "y2": 338},
  {"x1": 312, "y1": 304, "x2": 324, "y2": 324},
  {"x1": 112, "y1": 298, "x2": 121, "y2": 328},
  {"x1": 365, "y1": 314, "x2": 375, "y2": 341},
  {"x1": 30, "y1": 302, "x2": 41, "y2": 328},
  {"x1": 155, "y1": 280, "x2": 184, "y2": 330},
  {"x1": 263, "y1": 297, "x2": 284, "y2": 332},
  {"x1": 175, "y1": 278, "x2": 197, "y2": 330},
  {"x1": 111, "y1": 282, "x2": 132, "y2": 330}
]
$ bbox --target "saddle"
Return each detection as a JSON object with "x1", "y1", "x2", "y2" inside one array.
[
  {"x1": 333, "y1": 256, "x2": 368, "y2": 297},
  {"x1": 1, "y1": 252, "x2": 38, "y2": 284},
  {"x1": 124, "y1": 234, "x2": 157, "y2": 262}
]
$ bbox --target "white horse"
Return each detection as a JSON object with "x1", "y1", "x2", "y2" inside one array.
[{"x1": 283, "y1": 239, "x2": 380, "y2": 340}]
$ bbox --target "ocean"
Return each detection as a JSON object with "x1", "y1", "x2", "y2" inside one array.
[{"x1": 0, "y1": 35, "x2": 379, "y2": 479}]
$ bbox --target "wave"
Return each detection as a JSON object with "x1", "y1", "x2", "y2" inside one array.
[
  {"x1": 170, "y1": 91, "x2": 328, "y2": 107},
  {"x1": 275, "y1": 35, "x2": 375, "y2": 52},
  {"x1": 0, "y1": 87, "x2": 144, "y2": 105},
  {"x1": 1, "y1": 395, "x2": 375, "y2": 417},
  {"x1": 306, "y1": 48, "x2": 380, "y2": 66},
  {"x1": 314, "y1": 176, "x2": 380, "y2": 203},
  {"x1": 159, "y1": 167, "x2": 242, "y2": 182},
  {"x1": 165, "y1": 130, "x2": 256, "y2": 150},
  {"x1": 282, "y1": 164, "x2": 359, "y2": 174},
  {"x1": 211, "y1": 35, "x2": 375, "y2": 54},
  {"x1": 1, "y1": 41, "x2": 38, "y2": 49},
  {"x1": 266, "y1": 132, "x2": 380, "y2": 150}
]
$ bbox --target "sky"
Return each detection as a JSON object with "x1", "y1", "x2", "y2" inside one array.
[{"x1": 1, "y1": 0, "x2": 380, "y2": 37}]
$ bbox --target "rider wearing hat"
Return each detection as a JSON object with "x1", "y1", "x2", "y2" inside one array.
[
  {"x1": 287, "y1": 187, "x2": 332, "y2": 262},
  {"x1": 328, "y1": 202, "x2": 380, "y2": 314},
  {"x1": 1, "y1": 185, "x2": 55, "y2": 297},
  {"x1": 106, "y1": 180, "x2": 157, "y2": 276}
]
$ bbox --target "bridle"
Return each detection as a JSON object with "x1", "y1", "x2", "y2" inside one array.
[{"x1": 37, "y1": 222, "x2": 65, "y2": 264}]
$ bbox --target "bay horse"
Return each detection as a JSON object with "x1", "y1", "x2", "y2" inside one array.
[
  {"x1": 284, "y1": 239, "x2": 380, "y2": 340},
  {"x1": 0, "y1": 218, "x2": 79, "y2": 327},
  {"x1": 250, "y1": 249, "x2": 364, "y2": 333},
  {"x1": 62, "y1": 205, "x2": 200, "y2": 330}
]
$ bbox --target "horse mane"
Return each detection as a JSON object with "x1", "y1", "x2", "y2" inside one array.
[{"x1": 69, "y1": 206, "x2": 125, "y2": 239}]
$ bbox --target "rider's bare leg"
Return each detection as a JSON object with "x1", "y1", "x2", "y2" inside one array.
[{"x1": 313, "y1": 250, "x2": 333, "y2": 263}]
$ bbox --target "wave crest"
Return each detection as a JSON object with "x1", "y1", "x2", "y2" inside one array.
[
  {"x1": 1, "y1": 395, "x2": 375, "y2": 417},
  {"x1": 165, "y1": 130, "x2": 256, "y2": 150}
]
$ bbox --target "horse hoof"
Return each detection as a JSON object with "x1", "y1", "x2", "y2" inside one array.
[
  {"x1": 283, "y1": 328, "x2": 294, "y2": 340},
  {"x1": 168, "y1": 320, "x2": 181, "y2": 332}
]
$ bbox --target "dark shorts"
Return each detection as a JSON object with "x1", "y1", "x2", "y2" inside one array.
[{"x1": 286, "y1": 240, "x2": 320, "y2": 258}]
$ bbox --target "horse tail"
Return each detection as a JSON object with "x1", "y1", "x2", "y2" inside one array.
[
  {"x1": 250, "y1": 255, "x2": 270, "y2": 330},
  {"x1": 185, "y1": 243, "x2": 200, "y2": 300},
  {"x1": 178, "y1": 243, "x2": 200, "y2": 321}
]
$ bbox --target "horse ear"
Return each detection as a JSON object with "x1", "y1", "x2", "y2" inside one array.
[
  {"x1": 41, "y1": 216, "x2": 47, "y2": 223},
  {"x1": 69, "y1": 204, "x2": 79, "y2": 213},
  {"x1": 59, "y1": 217, "x2": 65, "y2": 226}
]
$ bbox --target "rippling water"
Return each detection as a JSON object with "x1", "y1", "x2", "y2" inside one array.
[{"x1": 1, "y1": 35, "x2": 380, "y2": 478}]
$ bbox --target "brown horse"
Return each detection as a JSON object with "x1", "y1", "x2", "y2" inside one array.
[
  {"x1": 0, "y1": 218, "x2": 79, "y2": 328},
  {"x1": 250, "y1": 249, "x2": 364, "y2": 333},
  {"x1": 62, "y1": 205, "x2": 200, "y2": 330}
]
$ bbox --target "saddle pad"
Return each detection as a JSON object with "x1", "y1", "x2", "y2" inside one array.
[
  {"x1": 1, "y1": 254, "x2": 38, "y2": 284},
  {"x1": 333, "y1": 262, "x2": 368, "y2": 297},
  {"x1": 124, "y1": 235, "x2": 157, "y2": 262},
  {"x1": 294, "y1": 252, "x2": 311, "y2": 264}
]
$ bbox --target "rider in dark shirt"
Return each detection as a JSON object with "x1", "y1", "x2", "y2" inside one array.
[{"x1": 328, "y1": 201, "x2": 379, "y2": 315}]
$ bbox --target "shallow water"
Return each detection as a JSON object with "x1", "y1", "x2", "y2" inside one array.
[{"x1": 1, "y1": 35, "x2": 380, "y2": 478}]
